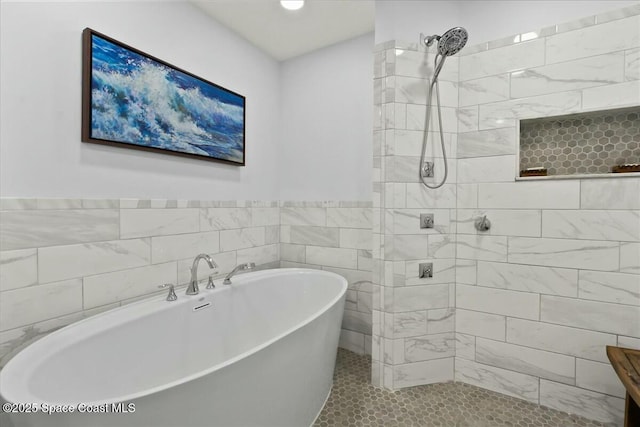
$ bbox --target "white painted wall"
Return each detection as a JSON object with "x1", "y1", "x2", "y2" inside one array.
[
  {"x1": 0, "y1": 1, "x2": 281, "y2": 199},
  {"x1": 375, "y1": 0, "x2": 639, "y2": 45},
  {"x1": 279, "y1": 33, "x2": 374, "y2": 201}
]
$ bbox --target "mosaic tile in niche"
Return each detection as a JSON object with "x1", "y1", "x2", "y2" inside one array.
[{"x1": 520, "y1": 107, "x2": 640, "y2": 176}]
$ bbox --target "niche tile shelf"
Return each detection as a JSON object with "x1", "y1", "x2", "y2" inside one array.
[{"x1": 518, "y1": 107, "x2": 640, "y2": 179}]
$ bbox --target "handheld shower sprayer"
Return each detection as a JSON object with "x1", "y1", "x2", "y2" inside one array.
[{"x1": 419, "y1": 27, "x2": 468, "y2": 189}]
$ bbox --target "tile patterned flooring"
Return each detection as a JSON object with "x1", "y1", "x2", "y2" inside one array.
[{"x1": 315, "y1": 349, "x2": 612, "y2": 427}]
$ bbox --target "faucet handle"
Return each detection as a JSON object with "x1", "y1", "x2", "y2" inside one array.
[
  {"x1": 158, "y1": 283, "x2": 177, "y2": 301},
  {"x1": 206, "y1": 275, "x2": 215, "y2": 289}
]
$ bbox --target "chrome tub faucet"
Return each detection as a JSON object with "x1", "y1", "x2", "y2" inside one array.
[
  {"x1": 223, "y1": 262, "x2": 255, "y2": 285},
  {"x1": 187, "y1": 254, "x2": 218, "y2": 295}
]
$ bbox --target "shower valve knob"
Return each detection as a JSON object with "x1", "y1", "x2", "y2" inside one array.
[{"x1": 420, "y1": 213, "x2": 435, "y2": 229}]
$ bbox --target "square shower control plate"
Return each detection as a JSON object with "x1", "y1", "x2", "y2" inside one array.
[
  {"x1": 419, "y1": 262, "x2": 433, "y2": 278},
  {"x1": 420, "y1": 213, "x2": 434, "y2": 229}
]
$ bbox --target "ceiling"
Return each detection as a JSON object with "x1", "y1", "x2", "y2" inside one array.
[{"x1": 192, "y1": 0, "x2": 375, "y2": 61}]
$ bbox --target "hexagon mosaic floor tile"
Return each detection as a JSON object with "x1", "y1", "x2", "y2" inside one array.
[
  {"x1": 315, "y1": 349, "x2": 612, "y2": 427},
  {"x1": 519, "y1": 108, "x2": 640, "y2": 176}
]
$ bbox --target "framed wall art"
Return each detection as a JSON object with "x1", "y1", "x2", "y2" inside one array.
[{"x1": 82, "y1": 28, "x2": 245, "y2": 165}]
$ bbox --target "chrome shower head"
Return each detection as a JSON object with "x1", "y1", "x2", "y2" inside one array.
[{"x1": 437, "y1": 27, "x2": 468, "y2": 56}]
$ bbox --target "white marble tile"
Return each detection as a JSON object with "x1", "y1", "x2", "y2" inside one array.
[
  {"x1": 151, "y1": 231, "x2": 220, "y2": 264},
  {"x1": 220, "y1": 227, "x2": 266, "y2": 252},
  {"x1": 455, "y1": 358, "x2": 539, "y2": 403},
  {"x1": 479, "y1": 181, "x2": 580, "y2": 209},
  {"x1": 426, "y1": 308, "x2": 455, "y2": 334},
  {"x1": 393, "y1": 311, "x2": 428, "y2": 338},
  {"x1": 395, "y1": 49, "x2": 458, "y2": 81},
  {"x1": 539, "y1": 380, "x2": 624, "y2": 425},
  {"x1": 457, "y1": 284, "x2": 539, "y2": 320},
  {"x1": 457, "y1": 128, "x2": 516, "y2": 158},
  {"x1": 389, "y1": 235, "x2": 429, "y2": 260},
  {"x1": 405, "y1": 183, "x2": 456, "y2": 208},
  {"x1": 394, "y1": 130, "x2": 454, "y2": 158},
  {"x1": 393, "y1": 357, "x2": 454, "y2": 388},
  {"x1": 120, "y1": 199, "x2": 151, "y2": 209},
  {"x1": 83, "y1": 262, "x2": 177, "y2": 309},
  {"x1": 404, "y1": 333, "x2": 455, "y2": 362},
  {"x1": 0, "y1": 210, "x2": 119, "y2": 250},
  {"x1": 357, "y1": 290, "x2": 372, "y2": 314},
  {"x1": 456, "y1": 309, "x2": 506, "y2": 341},
  {"x1": 511, "y1": 52, "x2": 625, "y2": 98},
  {"x1": 579, "y1": 270, "x2": 640, "y2": 306},
  {"x1": 406, "y1": 104, "x2": 458, "y2": 133},
  {"x1": 543, "y1": 210, "x2": 640, "y2": 241},
  {"x1": 626, "y1": 47, "x2": 640, "y2": 81},
  {"x1": 0, "y1": 249, "x2": 37, "y2": 291},
  {"x1": 508, "y1": 237, "x2": 619, "y2": 271},
  {"x1": 456, "y1": 235, "x2": 508, "y2": 262},
  {"x1": 250, "y1": 207, "x2": 279, "y2": 227},
  {"x1": 389, "y1": 284, "x2": 449, "y2": 312},
  {"x1": 460, "y1": 39, "x2": 545, "y2": 81},
  {"x1": 36, "y1": 199, "x2": 82, "y2": 209},
  {"x1": 507, "y1": 318, "x2": 616, "y2": 363},
  {"x1": 395, "y1": 76, "x2": 458, "y2": 107},
  {"x1": 265, "y1": 225, "x2": 279, "y2": 245},
  {"x1": 427, "y1": 234, "x2": 456, "y2": 259},
  {"x1": 456, "y1": 259, "x2": 477, "y2": 285},
  {"x1": 476, "y1": 337, "x2": 575, "y2": 384},
  {"x1": 456, "y1": 209, "x2": 541, "y2": 237},
  {"x1": 581, "y1": 178, "x2": 640, "y2": 210},
  {"x1": 619, "y1": 335, "x2": 640, "y2": 349},
  {"x1": 340, "y1": 228, "x2": 371, "y2": 250},
  {"x1": 478, "y1": 261, "x2": 577, "y2": 297},
  {"x1": 457, "y1": 184, "x2": 478, "y2": 209},
  {"x1": 39, "y1": 239, "x2": 151, "y2": 283},
  {"x1": 290, "y1": 225, "x2": 340, "y2": 248},
  {"x1": 541, "y1": 295, "x2": 640, "y2": 337},
  {"x1": 0, "y1": 279, "x2": 82, "y2": 331},
  {"x1": 620, "y1": 242, "x2": 640, "y2": 274},
  {"x1": 545, "y1": 14, "x2": 640, "y2": 64},
  {"x1": 280, "y1": 207, "x2": 326, "y2": 226},
  {"x1": 456, "y1": 333, "x2": 476, "y2": 360},
  {"x1": 342, "y1": 309, "x2": 371, "y2": 335},
  {"x1": 339, "y1": 329, "x2": 365, "y2": 355},
  {"x1": 306, "y1": 246, "x2": 357, "y2": 269},
  {"x1": 236, "y1": 244, "x2": 279, "y2": 266},
  {"x1": 81, "y1": 199, "x2": 120, "y2": 209},
  {"x1": 459, "y1": 74, "x2": 510, "y2": 106},
  {"x1": 280, "y1": 243, "x2": 306, "y2": 263},
  {"x1": 583, "y1": 79, "x2": 640, "y2": 109},
  {"x1": 0, "y1": 198, "x2": 37, "y2": 210},
  {"x1": 479, "y1": 91, "x2": 582, "y2": 130},
  {"x1": 199, "y1": 208, "x2": 252, "y2": 231},
  {"x1": 457, "y1": 155, "x2": 516, "y2": 183},
  {"x1": 120, "y1": 208, "x2": 198, "y2": 239},
  {"x1": 326, "y1": 208, "x2": 372, "y2": 229},
  {"x1": 596, "y1": 4, "x2": 640, "y2": 24},
  {"x1": 576, "y1": 359, "x2": 625, "y2": 398},
  {"x1": 457, "y1": 106, "x2": 479, "y2": 133}
]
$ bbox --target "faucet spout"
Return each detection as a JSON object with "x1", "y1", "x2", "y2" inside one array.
[
  {"x1": 223, "y1": 262, "x2": 255, "y2": 285},
  {"x1": 186, "y1": 254, "x2": 218, "y2": 295}
]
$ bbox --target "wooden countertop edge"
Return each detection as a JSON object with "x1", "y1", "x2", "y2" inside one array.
[{"x1": 607, "y1": 345, "x2": 640, "y2": 405}]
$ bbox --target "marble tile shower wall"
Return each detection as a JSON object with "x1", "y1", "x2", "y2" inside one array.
[
  {"x1": 279, "y1": 202, "x2": 373, "y2": 355},
  {"x1": 372, "y1": 40, "x2": 459, "y2": 389},
  {"x1": 0, "y1": 199, "x2": 372, "y2": 366},
  {"x1": 453, "y1": 7, "x2": 640, "y2": 425}
]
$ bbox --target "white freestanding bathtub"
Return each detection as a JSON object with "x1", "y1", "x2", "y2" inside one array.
[{"x1": 0, "y1": 268, "x2": 347, "y2": 427}]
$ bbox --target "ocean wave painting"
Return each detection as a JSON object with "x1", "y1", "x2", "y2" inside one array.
[{"x1": 83, "y1": 29, "x2": 245, "y2": 164}]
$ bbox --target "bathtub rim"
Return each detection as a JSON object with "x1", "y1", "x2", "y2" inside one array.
[{"x1": 0, "y1": 268, "x2": 348, "y2": 406}]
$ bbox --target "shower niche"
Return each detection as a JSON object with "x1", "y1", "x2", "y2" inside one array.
[{"x1": 518, "y1": 106, "x2": 640, "y2": 179}]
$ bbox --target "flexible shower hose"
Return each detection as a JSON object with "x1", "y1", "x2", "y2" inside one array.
[{"x1": 419, "y1": 53, "x2": 449, "y2": 189}]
